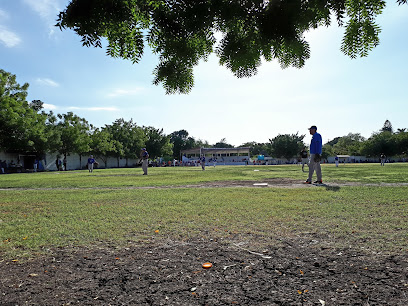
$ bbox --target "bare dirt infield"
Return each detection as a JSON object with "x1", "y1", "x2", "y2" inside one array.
[
  {"x1": 1, "y1": 238, "x2": 407, "y2": 305},
  {"x1": 2, "y1": 177, "x2": 408, "y2": 191}
]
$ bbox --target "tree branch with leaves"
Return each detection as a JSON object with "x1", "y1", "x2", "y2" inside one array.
[{"x1": 56, "y1": 0, "x2": 405, "y2": 94}]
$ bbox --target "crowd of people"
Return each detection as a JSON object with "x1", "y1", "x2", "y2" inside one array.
[{"x1": 0, "y1": 160, "x2": 23, "y2": 174}]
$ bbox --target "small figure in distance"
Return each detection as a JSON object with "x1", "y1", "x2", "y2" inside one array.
[
  {"x1": 34, "y1": 158, "x2": 38, "y2": 172},
  {"x1": 201, "y1": 154, "x2": 206, "y2": 170},
  {"x1": 300, "y1": 147, "x2": 308, "y2": 172},
  {"x1": 380, "y1": 153, "x2": 386, "y2": 166},
  {"x1": 335, "y1": 156, "x2": 339, "y2": 167},
  {"x1": 141, "y1": 148, "x2": 149, "y2": 175},
  {"x1": 88, "y1": 155, "x2": 96, "y2": 173},
  {"x1": 304, "y1": 125, "x2": 323, "y2": 184}
]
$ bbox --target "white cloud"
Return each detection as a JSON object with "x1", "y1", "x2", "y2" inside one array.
[
  {"x1": 68, "y1": 106, "x2": 119, "y2": 112},
  {"x1": 107, "y1": 88, "x2": 144, "y2": 97},
  {"x1": 43, "y1": 103, "x2": 57, "y2": 110},
  {"x1": 0, "y1": 9, "x2": 9, "y2": 20},
  {"x1": 36, "y1": 78, "x2": 60, "y2": 87},
  {"x1": 23, "y1": 0, "x2": 61, "y2": 19},
  {"x1": 23, "y1": 0, "x2": 62, "y2": 36},
  {"x1": 0, "y1": 26, "x2": 22, "y2": 47}
]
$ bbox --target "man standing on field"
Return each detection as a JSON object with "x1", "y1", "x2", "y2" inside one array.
[
  {"x1": 87, "y1": 155, "x2": 96, "y2": 173},
  {"x1": 304, "y1": 125, "x2": 323, "y2": 184},
  {"x1": 201, "y1": 154, "x2": 206, "y2": 170},
  {"x1": 300, "y1": 147, "x2": 308, "y2": 172},
  {"x1": 380, "y1": 153, "x2": 386, "y2": 166},
  {"x1": 141, "y1": 148, "x2": 149, "y2": 175}
]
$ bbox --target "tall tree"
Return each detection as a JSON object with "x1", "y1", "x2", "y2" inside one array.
[
  {"x1": 90, "y1": 128, "x2": 116, "y2": 168},
  {"x1": 269, "y1": 133, "x2": 305, "y2": 161},
  {"x1": 104, "y1": 119, "x2": 145, "y2": 167},
  {"x1": 239, "y1": 141, "x2": 269, "y2": 156},
  {"x1": 361, "y1": 131, "x2": 397, "y2": 157},
  {"x1": 381, "y1": 119, "x2": 393, "y2": 133},
  {"x1": 321, "y1": 143, "x2": 334, "y2": 160},
  {"x1": 144, "y1": 126, "x2": 173, "y2": 159},
  {"x1": 213, "y1": 138, "x2": 234, "y2": 148},
  {"x1": 54, "y1": 112, "x2": 92, "y2": 166},
  {"x1": 195, "y1": 139, "x2": 211, "y2": 149},
  {"x1": 170, "y1": 129, "x2": 196, "y2": 159},
  {"x1": 394, "y1": 131, "x2": 408, "y2": 156},
  {"x1": 332, "y1": 133, "x2": 365, "y2": 155},
  {"x1": 0, "y1": 69, "x2": 49, "y2": 154},
  {"x1": 56, "y1": 0, "x2": 405, "y2": 94}
]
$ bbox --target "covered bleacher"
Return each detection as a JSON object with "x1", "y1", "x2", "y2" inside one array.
[{"x1": 181, "y1": 147, "x2": 250, "y2": 166}]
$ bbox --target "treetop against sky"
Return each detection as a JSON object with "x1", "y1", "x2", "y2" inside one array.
[{"x1": 57, "y1": 0, "x2": 407, "y2": 94}]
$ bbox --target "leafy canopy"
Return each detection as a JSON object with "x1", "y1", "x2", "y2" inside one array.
[
  {"x1": 57, "y1": 0, "x2": 406, "y2": 94},
  {"x1": 269, "y1": 133, "x2": 305, "y2": 160},
  {"x1": 0, "y1": 70, "x2": 49, "y2": 154}
]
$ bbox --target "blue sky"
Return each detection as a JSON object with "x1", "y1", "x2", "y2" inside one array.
[{"x1": 1, "y1": 0, "x2": 407, "y2": 146}]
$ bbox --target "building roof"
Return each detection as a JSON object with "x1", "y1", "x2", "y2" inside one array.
[{"x1": 181, "y1": 147, "x2": 250, "y2": 155}]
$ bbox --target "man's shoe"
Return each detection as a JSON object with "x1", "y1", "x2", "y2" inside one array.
[
  {"x1": 314, "y1": 180, "x2": 323, "y2": 184},
  {"x1": 303, "y1": 180, "x2": 312, "y2": 184}
]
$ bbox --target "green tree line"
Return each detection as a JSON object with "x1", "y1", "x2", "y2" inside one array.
[
  {"x1": 2, "y1": 69, "x2": 407, "y2": 164},
  {"x1": 322, "y1": 120, "x2": 408, "y2": 160}
]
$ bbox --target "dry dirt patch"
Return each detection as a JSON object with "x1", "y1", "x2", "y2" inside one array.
[{"x1": 1, "y1": 239, "x2": 407, "y2": 305}]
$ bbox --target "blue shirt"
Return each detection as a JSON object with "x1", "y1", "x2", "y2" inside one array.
[
  {"x1": 310, "y1": 132, "x2": 322, "y2": 155},
  {"x1": 142, "y1": 151, "x2": 149, "y2": 159}
]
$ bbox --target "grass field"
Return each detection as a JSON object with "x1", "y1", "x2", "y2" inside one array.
[{"x1": 1, "y1": 163, "x2": 407, "y2": 259}]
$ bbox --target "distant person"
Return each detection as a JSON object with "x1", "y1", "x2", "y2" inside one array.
[
  {"x1": 304, "y1": 125, "x2": 323, "y2": 184},
  {"x1": 335, "y1": 156, "x2": 339, "y2": 167},
  {"x1": 201, "y1": 155, "x2": 206, "y2": 170},
  {"x1": 34, "y1": 159, "x2": 38, "y2": 172},
  {"x1": 213, "y1": 157, "x2": 217, "y2": 168},
  {"x1": 63, "y1": 157, "x2": 67, "y2": 171},
  {"x1": 300, "y1": 147, "x2": 308, "y2": 172},
  {"x1": 88, "y1": 155, "x2": 96, "y2": 172},
  {"x1": 140, "y1": 148, "x2": 149, "y2": 175},
  {"x1": 55, "y1": 158, "x2": 60, "y2": 171},
  {"x1": 1, "y1": 160, "x2": 5, "y2": 174},
  {"x1": 380, "y1": 153, "x2": 386, "y2": 166}
]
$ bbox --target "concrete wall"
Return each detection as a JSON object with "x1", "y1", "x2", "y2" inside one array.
[
  {"x1": 44, "y1": 153, "x2": 140, "y2": 170},
  {"x1": 0, "y1": 152, "x2": 140, "y2": 171}
]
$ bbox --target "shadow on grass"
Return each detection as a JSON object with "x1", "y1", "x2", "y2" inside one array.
[
  {"x1": 314, "y1": 184, "x2": 341, "y2": 192},
  {"x1": 324, "y1": 185, "x2": 341, "y2": 192}
]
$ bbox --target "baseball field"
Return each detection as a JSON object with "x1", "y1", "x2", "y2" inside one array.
[{"x1": 1, "y1": 163, "x2": 407, "y2": 305}]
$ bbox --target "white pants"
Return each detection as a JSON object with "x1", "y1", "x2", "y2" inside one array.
[
  {"x1": 88, "y1": 163, "x2": 94, "y2": 172},
  {"x1": 308, "y1": 154, "x2": 322, "y2": 182},
  {"x1": 301, "y1": 158, "x2": 308, "y2": 170},
  {"x1": 142, "y1": 159, "x2": 148, "y2": 174}
]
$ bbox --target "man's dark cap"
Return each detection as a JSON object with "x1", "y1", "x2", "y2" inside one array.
[{"x1": 309, "y1": 125, "x2": 317, "y2": 130}]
